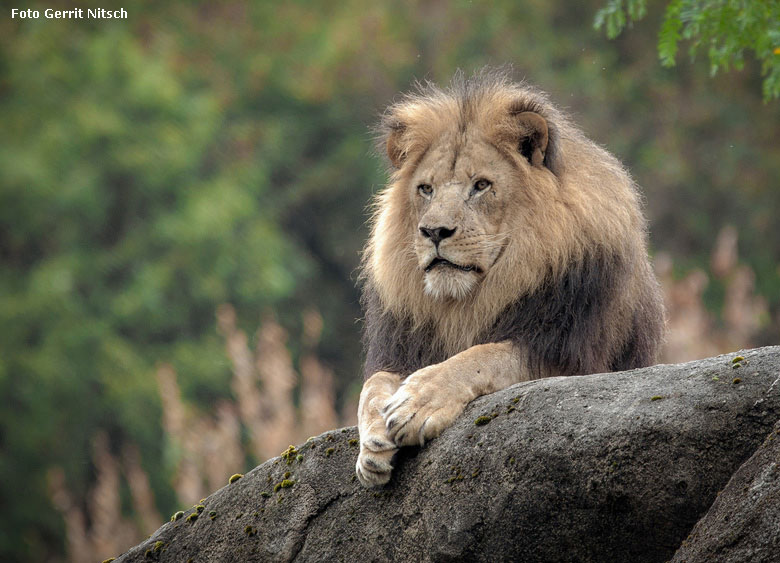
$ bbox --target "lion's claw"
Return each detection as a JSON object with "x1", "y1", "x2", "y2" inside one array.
[
  {"x1": 381, "y1": 394, "x2": 410, "y2": 418},
  {"x1": 382, "y1": 368, "x2": 468, "y2": 448},
  {"x1": 365, "y1": 436, "x2": 394, "y2": 452},
  {"x1": 356, "y1": 439, "x2": 397, "y2": 487},
  {"x1": 385, "y1": 411, "x2": 416, "y2": 443}
]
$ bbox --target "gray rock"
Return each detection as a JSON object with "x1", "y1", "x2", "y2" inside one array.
[
  {"x1": 671, "y1": 418, "x2": 780, "y2": 563},
  {"x1": 116, "y1": 347, "x2": 780, "y2": 563}
]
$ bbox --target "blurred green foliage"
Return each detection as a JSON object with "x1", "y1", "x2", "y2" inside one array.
[
  {"x1": 596, "y1": 0, "x2": 780, "y2": 100},
  {"x1": 0, "y1": 1, "x2": 778, "y2": 560}
]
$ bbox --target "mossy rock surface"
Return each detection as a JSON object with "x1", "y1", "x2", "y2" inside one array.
[{"x1": 116, "y1": 347, "x2": 780, "y2": 563}]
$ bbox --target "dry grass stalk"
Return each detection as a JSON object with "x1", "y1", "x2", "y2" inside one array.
[
  {"x1": 47, "y1": 467, "x2": 92, "y2": 563},
  {"x1": 218, "y1": 305, "x2": 351, "y2": 459},
  {"x1": 657, "y1": 256, "x2": 719, "y2": 362},
  {"x1": 121, "y1": 443, "x2": 163, "y2": 534},
  {"x1": 710, "y1": 225, "x2": 739, "y2": 278},
  {"x1": 255, "y1": 312, "x2": 298, "y2": 457},
  {"x1": 49, "y1": 436, "x2": 164, "y2": 562},
  {"x1": 658, "y1": 225, "x2": 766, "y2": 363},
  {"x1": 723, "y1": 265, "x2": 767, "y2": 348},
  {"x1": 156, "y1": 363, "x2": 185, "y2": 442},
  {"x1": 300, "y1": 309, "x2": 339, "y2": 437},
  {"x1": 217, "y1": 305, "x2": 343, "y2": 456},
  {"x1": 217, "y1": 304, "x2": 268, "y2": 460},
  {"x1": 156, "y1": 357, "x2": 248, "y2": 502},
  {"x1": 155, "y1": 363, "x2": 206, "y2": 503},
  {"x1": 88, "y1": 432, "x2": 136, "y2": 560},
  {"x1": 203, "y1": 400, "x2": 244, "y2": 492}
]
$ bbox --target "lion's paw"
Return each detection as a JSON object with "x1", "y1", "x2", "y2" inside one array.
[
  {"x1": 355, "y1": 434, "x2": 397, "y2": 487},
  {"x1": 382, "y1": 367, "x2": 468, "y2": 447}
]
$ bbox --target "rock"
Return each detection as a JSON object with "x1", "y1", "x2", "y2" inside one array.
[
  {"x1": 116, "y1": 347, "x2": 780, "y2": 563},
  {"x1": 671, "y1": 417, "x2": 780, "y2": 563}
]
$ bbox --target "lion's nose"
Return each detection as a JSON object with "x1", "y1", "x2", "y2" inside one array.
[{"x1": 420, "y1": 226, "x2": 456, "y2": 245}]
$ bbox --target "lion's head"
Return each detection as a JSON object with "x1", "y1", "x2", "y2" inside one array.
[
  {"x1": 363, "y1": 70, "x2": 655, "y2": 357},
  {"x1": 395, "y1": 105, "x2": 558, "y2": 301}
]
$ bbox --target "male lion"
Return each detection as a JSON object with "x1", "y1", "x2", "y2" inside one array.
[{"x1": 356, "y1": 70, "x2": 665, "y2": 487}]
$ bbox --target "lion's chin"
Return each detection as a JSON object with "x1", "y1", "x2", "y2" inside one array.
[{"x1": 423, "y1": 269, "x2": 479, "y2": 300}]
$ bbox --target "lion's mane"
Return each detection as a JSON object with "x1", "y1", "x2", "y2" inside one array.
[{"x1": 360, "y1": 69, "x2": 665, "y2": 380}]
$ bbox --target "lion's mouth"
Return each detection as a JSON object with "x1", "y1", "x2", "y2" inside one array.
[{"x1": 425, "y1": 257, "x2": 481, "y2": 273}]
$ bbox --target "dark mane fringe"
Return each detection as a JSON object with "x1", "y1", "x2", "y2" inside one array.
[
  {"x1": 361, "y1": 287, "x2": 445, "y2": 378},
  {"x1": 481, "y1": 250, "x2": 627, "y2": 377},
  {"x1": 362, "y1": 249, "x2": 663, "y2": 380}
]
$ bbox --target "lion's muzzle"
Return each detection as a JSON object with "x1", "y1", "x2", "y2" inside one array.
[
  {"x1": 419, "y1": 225, "x2": 456, "y2": 245},
  {"x1": 425, "y1": 257, "x2": 480, "y2": 273}
]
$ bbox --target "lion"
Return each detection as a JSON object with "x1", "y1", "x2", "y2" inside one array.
[{"x1": 355, "y1": 69, "x2": 665, "y2": 487}]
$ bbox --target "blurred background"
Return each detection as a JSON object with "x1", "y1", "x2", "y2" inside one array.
[{"x1": 1, "y1": 1, "x2": 778, "y2": 561}]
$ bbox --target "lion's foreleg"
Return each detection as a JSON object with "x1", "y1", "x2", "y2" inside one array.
[
  {"x1": 356, "y1": 370, "x2": 403, "y2": 487},
  {"x1": 382, "y1": 341, "x2": 529, "y2": 447}
]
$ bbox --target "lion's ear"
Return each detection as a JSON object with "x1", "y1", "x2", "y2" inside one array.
[
  {"x1": 514, "y1": 111, "x2": 549, "y2": 168},
  {"x1": 386, "y1": 124, "x2": 406, "y2": 168}
]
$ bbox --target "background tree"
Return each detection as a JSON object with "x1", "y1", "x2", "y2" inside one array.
[
  {"x1": 1, "y1": 1, "x2": 778, "y2": 561},
  {"x1": 595, "y1": 0, "x2": 780, "y2": 100}
]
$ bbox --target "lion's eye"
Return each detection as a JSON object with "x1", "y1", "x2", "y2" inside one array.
[
  {"x1": 418, "y1": 183, "x2": 433, "y2": 196},
  {"x1": 473, "y1": 179, "x2": 492, "y2": 192}
]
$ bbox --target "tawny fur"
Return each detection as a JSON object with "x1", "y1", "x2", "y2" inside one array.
[{"x1": 356, "y1": 69, "x2": 665, "y2": 487}]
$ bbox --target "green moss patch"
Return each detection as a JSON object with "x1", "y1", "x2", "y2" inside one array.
[
  {"x1": 152, "y1": 541, "x2": 165, "y2": 554},
  {"x1": 445, "y1": 473, "x2": 464, "y2": 484},
  {"x1": 445, "y1": 465, "x2": 464, "y2": 484},
  {"x1": 474, "y1": 415, "x2": 494, "y2": 426},
  {"x1": 273, "y1": 479, "x2": 295, "y2": 492},
  {"x1": 280, "y1": 445, "x2": 299, "y2": 465}
]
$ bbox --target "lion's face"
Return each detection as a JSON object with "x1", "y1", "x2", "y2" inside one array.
[
  {"x1": 368, "y1": 78, "x2": 581, "y2": 329},
  {"x1": 409, "y1": 133, "x2": 520, "y2": 300}
]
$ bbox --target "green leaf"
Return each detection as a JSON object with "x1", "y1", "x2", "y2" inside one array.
[{"x1": 658, "y1": 0, "x2": 683, "y2": 66}]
